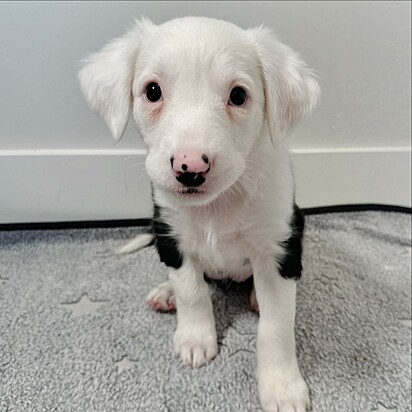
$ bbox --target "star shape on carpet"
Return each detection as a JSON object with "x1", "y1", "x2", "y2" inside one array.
[
  {"x1": 220, "y1": 325, "x2": 256, "y2": 358},
  {"x1": 115, "y1": 355, "x2": 138, "y2": 373},
  {"x1": 61, "y1": 294, "x2": 108, "y2": 318},
  {"x1": 373, "y1": 402, "x2": 397, "y2": 412}
]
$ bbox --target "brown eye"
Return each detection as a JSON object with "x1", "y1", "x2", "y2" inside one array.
[
  {"x1": 229, "y1": 87, "x2": 247, "y2": 106},
  {"x1": 146, "y1": 82, "x2": 162, "y2": 102}
]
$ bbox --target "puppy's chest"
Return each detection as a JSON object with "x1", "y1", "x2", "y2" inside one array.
[{"x1": 179, "y1": 216, "x2": 252, "y2": 279}]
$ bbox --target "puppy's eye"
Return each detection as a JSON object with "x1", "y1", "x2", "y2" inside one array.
[
  {"x1": 229, "y1": 87, "x2": 247, "y2": 106},
  {"x1": 145, "y1": 82, "x2": 162, "y2": 102}
]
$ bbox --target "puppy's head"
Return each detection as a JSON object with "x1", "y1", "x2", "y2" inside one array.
[{"x1": 79, "y1": 17, "x2": 319, "y2": 206}]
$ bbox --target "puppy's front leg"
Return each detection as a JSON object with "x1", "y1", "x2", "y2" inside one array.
[
  {"x1": 169, "y1": 258, "x2": 218, "y2": 368},
  {"x1": 252, "y1": 257, "x2": 310, "y2": 412}
]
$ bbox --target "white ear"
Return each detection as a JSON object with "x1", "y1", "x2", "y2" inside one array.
[
  {"x1": 78, "y1": 18, "x2": 154, "y2": 141},
  {"x1": 248, "y1": 26, "x2": 320, "y2": 142}
]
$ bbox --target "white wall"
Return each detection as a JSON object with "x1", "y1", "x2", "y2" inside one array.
[{"x1": 0, "y1": 2, "x2": 411, "y2": 223}]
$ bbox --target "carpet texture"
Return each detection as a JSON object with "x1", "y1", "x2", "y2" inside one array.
[{"x1": 0, "y1": 211, "x2": 411, "y2": 412}]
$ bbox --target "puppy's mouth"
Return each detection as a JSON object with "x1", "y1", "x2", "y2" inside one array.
[{"x1": 178, "y1": 188, "x2": 205, "y2": 195}]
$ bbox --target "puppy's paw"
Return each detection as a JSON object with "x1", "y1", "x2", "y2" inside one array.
[
  {"x1": 259, "y1": 370, "x2": 310, "y2": 412},
  {"x1": 174, "y1": 327, "x2": 218, "y2": 368},
  {"x1": 146, "y1": 281, "x2": 176, "y2": 312}
]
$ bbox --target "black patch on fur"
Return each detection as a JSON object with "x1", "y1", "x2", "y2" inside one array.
[
  {"x1": 277, "y1": 204, "x2": 305, "y2": 280},
  {"x1": 152, "y1": 201, "x2": 183, "y2": 270},
  {"x1": 204, "y1": 274, "x2": 254, "y2": 293}
]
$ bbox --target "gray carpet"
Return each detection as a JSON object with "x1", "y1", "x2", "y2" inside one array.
[{"x1": 0, "y1": 211, "x2": 411, "y2": 412}]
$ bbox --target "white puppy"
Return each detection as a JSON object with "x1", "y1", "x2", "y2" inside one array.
[{"x1": 79, "y1": 16, "x2": 319, "y2": 412}]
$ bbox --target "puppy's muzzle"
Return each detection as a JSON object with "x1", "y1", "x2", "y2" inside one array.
[{"x1": 171, "y1": 151, "x2": 211, "y2": 188}]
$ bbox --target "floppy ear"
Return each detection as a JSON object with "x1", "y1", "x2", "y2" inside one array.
[
  {"x1": 248, "y1": 26, "x2": 320, "y2": 143},
  {"x1": 78, "y1": 18, "x2": 154, "y2": 141}
]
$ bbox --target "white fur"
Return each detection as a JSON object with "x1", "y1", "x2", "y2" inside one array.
[
  {"x1": 115, "y1": 233, "x2": 154, "y2": 254},
  {"x1": 79, "y1": 16, "x2": 319, "y2": 412}
]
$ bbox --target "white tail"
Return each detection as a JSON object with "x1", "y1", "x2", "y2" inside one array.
[{"x1": 116, "y1": 233, "x2": 154, "y2": 254}]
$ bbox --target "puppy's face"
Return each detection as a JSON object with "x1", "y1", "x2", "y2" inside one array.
[
  {"x1": 79, "y1": 17, "x2": 319, "y2": 206},
  {"x1": 133, "y1": 20, "x2": 265, "y2": 205}
]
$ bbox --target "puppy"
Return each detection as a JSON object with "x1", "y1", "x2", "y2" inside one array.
[{"x1": 79, "y1": 16, "x2": 319, "y2": 412}]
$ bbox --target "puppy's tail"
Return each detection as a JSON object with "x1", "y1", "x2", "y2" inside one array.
[{"x1": 115, "y1": 233, "x2": 155, "y2": 255}]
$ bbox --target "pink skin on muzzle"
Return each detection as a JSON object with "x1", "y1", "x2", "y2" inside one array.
[{"x1": 171, "y1": 150, "x2": 211, "y2": 176}]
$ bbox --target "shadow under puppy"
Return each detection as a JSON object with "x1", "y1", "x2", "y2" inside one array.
[{"x1": 79, "y1": 16, "x2": 319, "y2": 412}]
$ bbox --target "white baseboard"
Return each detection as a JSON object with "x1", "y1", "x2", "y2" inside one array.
[
  {"x1": 0, "y1": 148, "x2": 410, "y2": 224},
  {"x1": 0, "y1": 150, "x2": 153, "y2": 224},
  {"x1": 292, "y1": 148, "x2": 411, "y2": 209}
]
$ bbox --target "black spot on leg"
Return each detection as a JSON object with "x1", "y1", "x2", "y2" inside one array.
[
  {"x1": 152, "y1": 193, "x2": 183, "y2": 270},
  {"x1": 277, "y1": 204, "x2": 305, "y2": 280},
  {"x1": 181, "y1": 164, "x2": 188, "y2": 171}
]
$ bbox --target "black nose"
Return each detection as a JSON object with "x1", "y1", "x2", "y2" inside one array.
[{"x1": 176, "y1": 172, "x2": 205, "y2": 187}]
